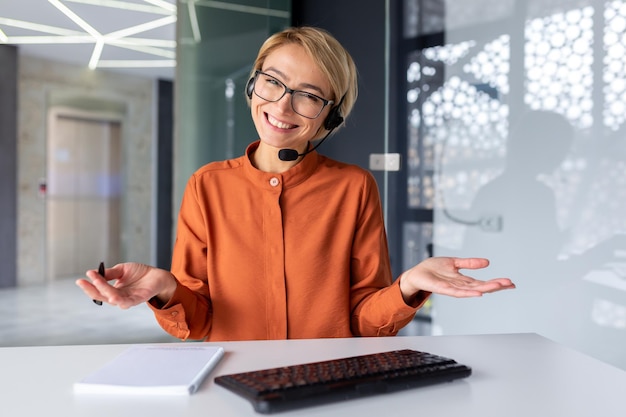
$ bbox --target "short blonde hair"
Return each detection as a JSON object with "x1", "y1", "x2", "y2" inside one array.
[{"x1": 249, "y1": 26, "x2": 358, "y2": 130}]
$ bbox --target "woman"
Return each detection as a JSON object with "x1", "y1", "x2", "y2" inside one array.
[{"x1": 77, "y1": 27, "x2": 514, "y2": 341}]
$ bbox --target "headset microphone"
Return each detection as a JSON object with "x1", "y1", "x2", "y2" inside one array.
[
  {"x1": 277, "y1": 149, "x2": 300, "y2": 161},
  {"x1": 278, "y1": 129, "x2": 333, "y2": 161}
]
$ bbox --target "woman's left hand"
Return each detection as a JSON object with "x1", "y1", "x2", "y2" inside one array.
[{"x1": 399, "y1": 257, "x2": 515, "y2": 302}]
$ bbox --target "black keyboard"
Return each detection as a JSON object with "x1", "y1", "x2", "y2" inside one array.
[{"x1": 214, "y1": 349, "x2": 471, "y2": 414}]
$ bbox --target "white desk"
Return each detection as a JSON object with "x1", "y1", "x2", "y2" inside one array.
[{"x1": 2, "y1": 333, "x2": 625, "y2": 416}]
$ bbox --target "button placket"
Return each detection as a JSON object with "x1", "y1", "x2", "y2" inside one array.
[{"x1": 263, "y1": 175, "x2": 287, "y2": 339}]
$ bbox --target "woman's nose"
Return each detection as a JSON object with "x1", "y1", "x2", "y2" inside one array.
[{"x1": 276, "y1": 92, "x2": 294, "y2": 113}]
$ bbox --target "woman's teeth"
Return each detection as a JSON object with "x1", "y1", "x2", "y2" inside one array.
[{"x1": 268, "y1": 114, "x2": 295, "y2": 129}]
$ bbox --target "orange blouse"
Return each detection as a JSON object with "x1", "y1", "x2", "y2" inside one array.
[{"x1": 149, "y1": 141, "x2": 429, "y2": 341}]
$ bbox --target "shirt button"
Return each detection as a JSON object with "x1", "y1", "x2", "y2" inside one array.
[
  {"x1": 171, "y1": 311, "x2": 179, "y2": 317},
  {"x1": 269, "y1": 177, "x2": 280, "y2": 187}
]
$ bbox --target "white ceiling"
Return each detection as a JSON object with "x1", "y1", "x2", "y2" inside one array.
[{"x1": 0, "y1": 0, "x2": 177, "y2": 80}]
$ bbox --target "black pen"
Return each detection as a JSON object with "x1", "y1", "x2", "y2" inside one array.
[{"x1": 93, "y1": 262, "x2": 104, "y2": 305}]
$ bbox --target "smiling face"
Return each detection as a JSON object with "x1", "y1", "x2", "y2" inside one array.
[{"x1": 250, "y1": 43, "x2": 333, "y2": 156}]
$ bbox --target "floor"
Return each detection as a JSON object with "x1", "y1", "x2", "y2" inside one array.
[{"x1": 0, "y1": 279, "x2": 178, "y2": 347}]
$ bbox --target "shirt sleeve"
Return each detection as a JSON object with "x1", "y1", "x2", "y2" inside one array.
[
  {"x1": 148, "y1": 174, "x2": 213, "y2": 341},
  {"x1": 348, "y1": 171, "x2": 431, "y2": 336}
]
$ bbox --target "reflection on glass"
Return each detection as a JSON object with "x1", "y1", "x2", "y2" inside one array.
[
  {"x1": 524, "y1": 6, "x2": 594, "y2": 128},
  {"x1": 175, "y1": 0, "x2": 291, "y2": 208},
  {"x1": 604, "y1": 0, "x2": 626, "y2": 130},
  {"x1": 406, "y1": 0, "x2": 626, "y2": 370}
]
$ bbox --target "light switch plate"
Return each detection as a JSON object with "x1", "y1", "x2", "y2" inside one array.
[{"x1": 369, "y1": 153, "x2": 401, "y2": 171}]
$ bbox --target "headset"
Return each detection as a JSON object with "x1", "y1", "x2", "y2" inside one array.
[{"x1": 246, "y1": 75, "x2": 344, "y2": 131}]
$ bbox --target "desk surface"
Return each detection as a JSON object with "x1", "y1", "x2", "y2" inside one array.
[{"x1": 2, "y1": 333, "x2": 625, "y2": 417}]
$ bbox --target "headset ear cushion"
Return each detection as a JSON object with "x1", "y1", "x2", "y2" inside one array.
[
  {"x1": 246, "y1": 77, "x2": 255, "y2": 99},
  {"x1": 324, "y1": 106, "x2": 343, "y2": 130}
]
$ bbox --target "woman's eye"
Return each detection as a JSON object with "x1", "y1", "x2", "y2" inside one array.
[
  {"x1": 264, "y1": 77, "x2": 281, "y2": 87},
  {"x1": 302, "y1": 93, "x2": 321, "y2": 103}
]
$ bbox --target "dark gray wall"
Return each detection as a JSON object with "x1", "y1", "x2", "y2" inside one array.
[
  {"x1": 156, "y1": 79, "x2": 174, "y2": 270},
  {"x1": 292, "y1": 1, "x2": 388, "y2": 170},
  {"x1": 292, "y1": 1, "x2": 404, "y2": 272},
  {"x1": 0, "y1": 45, "x2": 18, "y2": 288}
]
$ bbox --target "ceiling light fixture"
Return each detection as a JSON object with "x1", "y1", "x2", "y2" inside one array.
[
  {"x1": 97, "y1": 59, "x2": 175, "y2": 68},
  {"x1": 0, "y1": 28, "x2": 9, "y2": 43},
  {"x1": 143, "y1": 0, "x2": 177, "y2": 13},
  {"x1": 106, "y1": 15, "x2": 176, "y2": 40},
  {"x1": 6, "y1": 35, "x2": 93, "y2": 44},
  {"x1": 202, "y1": 0, "x2": 291, "y2": 18},
  {"x1": 187, "y1": 0, "x2": 201, "y2": 42},
  {"x1": 0, "y1": 0, "x2": 290, "y2": 77},
  {"x1": 107, "y1": 41, "x2": 176, "y2": 59},
  {"x1": 89, "y1": 39, "x2": 105, "y2": 69},
  {"x1": 0, "y1": 17, "x2": 85, "y2": 36},
  {"x1": 63, "y1": 0, "x2": 172, "y2": 15},
  {"x1": 0, "y1": 0, "x2": 177, "y2": 75},
  {"x1": 49, "y1": 0, "x2": 102, "y2": 39}
]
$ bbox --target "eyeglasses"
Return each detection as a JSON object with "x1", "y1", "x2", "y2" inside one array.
[{"x1": 251, "y1": 70, "x2": 334, "y2": 119}]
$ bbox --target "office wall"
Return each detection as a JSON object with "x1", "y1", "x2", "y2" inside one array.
[
  {"x1": 17, "y1": 54, "x2": 156, "y2": 285},
  {"x1": 0, "y1": 45, "x2": 18, "y2": 288}
]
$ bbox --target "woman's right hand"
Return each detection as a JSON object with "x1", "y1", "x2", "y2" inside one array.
[{"x1": 76, "y1": 263, "x2": 177, "y2": 309}]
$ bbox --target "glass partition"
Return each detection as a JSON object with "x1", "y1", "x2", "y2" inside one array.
[
  {"x1": 409, "y1": 0, "x2": 626, "y2": 370},
  {"x1": 175, "y1": 0, "x2": 291, "y2": 207}
]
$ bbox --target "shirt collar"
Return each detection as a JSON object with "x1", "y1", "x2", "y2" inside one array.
[{"x1": 242, "y1": 141, "x2": 320, "y2": 190}]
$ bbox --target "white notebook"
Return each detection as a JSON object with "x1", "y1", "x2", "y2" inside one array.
[{"x1": 74, "y1": 344, "x2": 224, "y2": 395}]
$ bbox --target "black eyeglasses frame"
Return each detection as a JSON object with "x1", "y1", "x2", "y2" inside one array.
[{"x1": 251, "y1": 70, "x2": 335, "y2": 119}]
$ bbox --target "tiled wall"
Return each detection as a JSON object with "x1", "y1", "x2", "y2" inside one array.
[{"x1": 17, "y1": 55, "x2": 156, "y2": 286}]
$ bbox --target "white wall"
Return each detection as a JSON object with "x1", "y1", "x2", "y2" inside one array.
[{"x1": 431, "y1": 0, "x2": 626, "y2": 370}]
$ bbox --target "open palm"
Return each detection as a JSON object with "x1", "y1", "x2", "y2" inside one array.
[
  {"x1": 76, "y1": 263, "x2": 175, "y2": 309},
  {"x1": 400, "y1": 257, "x2": 515, "y2": 299}
]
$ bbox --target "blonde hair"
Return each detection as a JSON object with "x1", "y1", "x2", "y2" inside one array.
[{"x1": 249, "y1": 26, "x2": 358, "y2": 130}]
